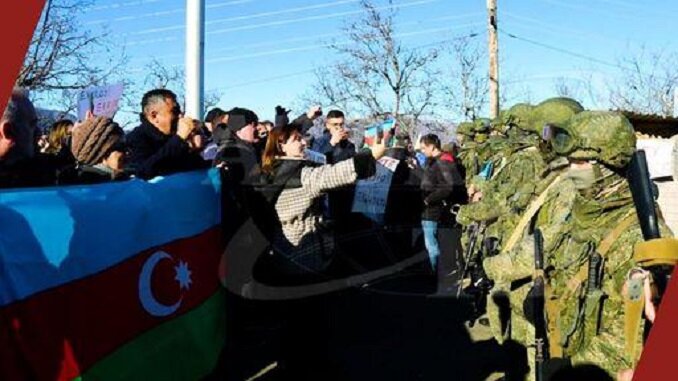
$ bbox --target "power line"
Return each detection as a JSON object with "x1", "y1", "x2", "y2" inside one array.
[
  {"x1": 130, "y1": 0, "x2": 438, "y2": 36},
  {"x1": 499, "y1": 29, "x2": 623, "y2": 69},
  {"x1": 128, "y1": 11, "x2": 483, "y2": 62},
  {"x1": 208, "y1": 0, "x2": 438, "y2": 36},
  {"x1": 202, "y1": 23, "x2": 480, "y2": 64},
  {"x1": 128, "y1": 10, "x2": 482, "y2": 51},
  {"x1": 501, "y1": 11, "x2": 620, "y2": 46},
  {"x1": 84, "y1": 0, "x2": 163, "y2": 12},
  {"x1": 500, "y1": 29, "x2": 678, "y2": 86},
  {"x1": 205, "y1": 0, "x2": 360, "y2": 25},
  {"x1": 109, "y1": 0, "x2": 359, "y2": 32},
  {"x1": 541, "y1": 0, "x2": 637, "y2": 21},
  {"x1": 207, "y1": 0, "x2": 261, "y2": 9},
  {"x1": 86, "y1": 0, "x2": 260, "y2": 22},
  {"x1": 207, "y1": 31, "x2": 481, "y2": 91}
]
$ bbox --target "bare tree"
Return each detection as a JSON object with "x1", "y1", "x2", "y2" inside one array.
[
  {"x1": 609, "y1": 45, "x2": 678, "y2": 116},
  {"x1": 119, "y1": 59, "x2": 222, "y2": 124},
  {"x1": 18, "y1": 0, "x2": 125, "y2": 93},
  {"x1": 304, "y1": 0, "x2": 440, "y2": 135},
  {"x1": 553, "y1": 76, "x2": 579, "y2": 98},
  {"x1": 443, "y1": 36, "x2": 487, "y2": 121}
]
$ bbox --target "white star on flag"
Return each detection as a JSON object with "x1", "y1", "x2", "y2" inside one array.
[{"x1": 174, "y1": 260, "x2": 192, "y2": 291}]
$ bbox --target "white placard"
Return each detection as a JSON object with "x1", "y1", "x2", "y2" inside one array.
[
  {"x1": 77, "y1": 83, "x2": 124, "y2": 121},
  {"x1": 352, "y1": 157, "x2": 400, "y2": 219},
  {"x1": 637, "y1": 139, "x2": 675, "y2": 179}
]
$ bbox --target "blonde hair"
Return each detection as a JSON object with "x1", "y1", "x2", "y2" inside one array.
[{"x1": 45, "y1": 119, "x2": 74, "y2": 155}]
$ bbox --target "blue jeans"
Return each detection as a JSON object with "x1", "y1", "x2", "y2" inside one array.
[{"x1": 422, "y1": 220, "x2": 440, "y2": 270}]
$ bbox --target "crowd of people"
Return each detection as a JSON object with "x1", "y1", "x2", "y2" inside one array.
[
  {"x1": 0, "y1": 87, "x2": 468, "y2": 279},
  {"x1": 3, "y1": 86, "x2": 675, "y2": 381}
]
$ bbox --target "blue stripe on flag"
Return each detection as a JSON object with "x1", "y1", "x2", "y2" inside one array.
[{"x1": 0, "y1": 169, "x2": 221, "y2": 306}]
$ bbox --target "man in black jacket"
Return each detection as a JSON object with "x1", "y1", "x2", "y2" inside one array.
[
  {"x1": 419, "y1": 134, "x2": 466, "y2": 276},
  {"x1": 0, "y1": 89, "x2": 60, "y2": 188},
  {"x1": 127, "y1": 89, "x2": 207, "y2": 180}
]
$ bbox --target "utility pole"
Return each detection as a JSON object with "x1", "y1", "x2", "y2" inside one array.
[
  {"x1": 487, "y1": 0, "x2": 499, "y2": 118},
  {"x1": 185, "y1": 0, "x2": 205, "y2": 119}
]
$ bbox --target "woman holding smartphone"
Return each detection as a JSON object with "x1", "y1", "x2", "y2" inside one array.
[{"x1": 255, "y1": 124, "x2": 385, "y2": 276}]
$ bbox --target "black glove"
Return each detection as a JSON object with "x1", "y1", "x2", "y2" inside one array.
[{"x1": 275, "y1": 106, "x2": 290, "y2": 127}]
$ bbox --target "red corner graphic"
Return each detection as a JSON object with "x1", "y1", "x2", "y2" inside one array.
[
  {"x1": 0, "y1": 1, "x2": 46, "y2": 114},
  {"x1": 634, "y1": 267, "x2": 678, "y2": 380}
]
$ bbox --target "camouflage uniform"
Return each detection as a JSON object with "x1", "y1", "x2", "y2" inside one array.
[
  {"x1": 458, "y1": 98, "x2": 584, "y2": 245},
  {"x1": 487, "y1": 111, "x2": 672, "y2": 378}
]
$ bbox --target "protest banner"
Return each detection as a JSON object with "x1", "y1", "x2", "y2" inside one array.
[
  {"x1": 352, "y1": 156, "x2": 400, "y2": 221},
  {"x1": 77, "y1": 83, "x2": 124, "y2": 121}
]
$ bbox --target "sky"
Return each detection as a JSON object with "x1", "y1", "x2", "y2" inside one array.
[{"x1": 74, "y1": 0, "x2": 678, "y2": 124}]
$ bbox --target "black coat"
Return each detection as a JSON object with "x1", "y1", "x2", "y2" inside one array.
[
  {"x1": 0, "y1": 155, "x2": 59, "y2": 189},
  {"x1": 420, "y1": 153, "x2": 466, "y2": 222},
  {"x1": 58, "y1": 164, "x2": 131, "y2": 185},
  {"x1": 127, "y1": 120, "x2": 208, "y2": 180}
]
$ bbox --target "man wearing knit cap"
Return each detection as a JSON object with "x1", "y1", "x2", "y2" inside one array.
[
  {"x1": 61, "y1": 116, "x2": 128, "y2": 184},
  {"x1": 127, "y1": 89, "x2": 207, "y2": 180},
  {"x1": 214, "y1": 107, "x2": 259, "y2": 181}
]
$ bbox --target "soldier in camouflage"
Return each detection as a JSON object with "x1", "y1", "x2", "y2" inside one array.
[
  {"x1": 467, "y1": 99, "x2": 583, "y2": 358},
  {"x1": 487, "y1": 110, "x2": 673, "y2": 379}
]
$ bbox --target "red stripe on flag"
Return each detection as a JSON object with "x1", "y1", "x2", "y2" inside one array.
[
  {"x1": 633, "y1": 266, "x2": 678, "y2": 380},
  {"x1": 0, "y1": 1, "x2": 45, "y2": 113},
  {"x1": 0, "y1": 227, "x2": 225, "y2": 381}
]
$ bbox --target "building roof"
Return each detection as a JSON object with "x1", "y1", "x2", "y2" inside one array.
[{"x1": 620, "y1": 111, "x2": 678, "y2": 138}]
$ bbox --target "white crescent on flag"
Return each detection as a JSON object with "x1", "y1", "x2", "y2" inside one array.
[{"x1": 138, "y1": 251, "x2": 182, "y2": 317}]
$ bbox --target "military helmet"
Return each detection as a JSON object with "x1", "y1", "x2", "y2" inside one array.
[
  {"x1": 530, "y1": 97, "x2": 584, "y2": 135},
  {"x1": 457, "y1": 118, "x2": 491, "y2": 136},
  {"x1": 456, "y1": 121, "x2": 475, "y2": 137},
  {"x1": 503, "y1": 103, "x2": 535, "y2": 131},
  {"x1": 551, "y1": 111, "x2": 636, "y2": 168}
]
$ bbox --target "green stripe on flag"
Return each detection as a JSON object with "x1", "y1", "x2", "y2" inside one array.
[{"x1": 77, "y1": 290, "x2": 226, "y2": 381}]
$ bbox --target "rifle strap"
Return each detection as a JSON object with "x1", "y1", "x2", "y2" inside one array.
[
  {"x1": 502, "y1": 175, "x2": 563, "y2": 254},
  {"x1": 490, "y1": 157, "x2": 508, "y2": 181},
  {"x1": 545, "y1": 282, "x2": 563, "y2": 357},
  {"x1": 623, "y1": 270, "x2": 646, "y2": 366},
  {"x1": 634, "y1": 238, "x2": 678, "y2": 267}
]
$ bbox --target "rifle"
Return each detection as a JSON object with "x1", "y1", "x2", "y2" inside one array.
[
  {"x1": 457, "y1": 222, "x2": 485, "y2": 297},
  {"x1": 532, "y1": 229, "x2": 548, "y2": 381},
  {"x1": 628, "y1": 150, "x2": 660, "y2": 241},
  {"x1": 627, "y1": 150, "x2": 678, "y2": 330}
]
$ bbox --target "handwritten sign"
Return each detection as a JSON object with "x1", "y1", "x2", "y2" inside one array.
[
  {"x1": 77, "y1": 83, "x2": 124, "y2": 121},
  {"x1": 352, "y1": 157, "x2": 400, "y2": 220}
]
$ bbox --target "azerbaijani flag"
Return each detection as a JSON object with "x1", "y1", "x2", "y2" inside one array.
[
  {"x1": 363, "y1": 119, "x2": 396, "y2": 147},
  {"x1": 0, "y1": 169, "x2": 226, "y2": 381}
]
